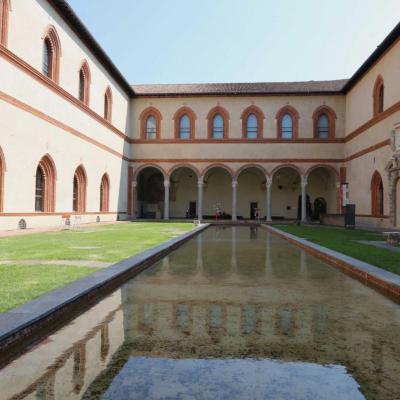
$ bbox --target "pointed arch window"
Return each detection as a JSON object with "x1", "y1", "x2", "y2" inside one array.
[
  {"x1": 281, "y1": 114, "x2": 293, "y2": 139},
  {"x1": 207, "y1": 106, "x2": 229, "y2": 139},
  {"x1": 35, "y1": 155, "x2": 56, "y2": 212},
  {"x1": 246, "y1": 114, "x2": 258, "y2": 139},
  {"x1": 100, "y1": 174, "x2": 110, "y2": 212},
  {"x1": 42, "y1": 26, "x2": 61, "y2": 83},
  {"x1": 104, "y1": 87, "x2": 112, "y2": 122},
  {"x1": 179, "y1": 115, "x2": 191, "y2": 139},
  {"x1": 78, "y1": 61, "x2": 90, "y2": 106},
  {"x1": 373, "y1": 75, "x2": 384, "y2": 116},
  {"x1": 73, "y1": 166, "x2": 87, "y2": 213},
  {"x1": 173, "y1": 106, "x2": 196, "y2": 139},
  {"x1": 371, "y1": 171, "x2": 384, "y2": 217},
  {"x1": 140, "y1": 107, "x2": 162, "y2": 140},
  {"x1": 276, "y1": 106, "x2": 299, "y2": 139},
  {"x1": 0, "y1": 0, "x2": 10, "y2": 47}
]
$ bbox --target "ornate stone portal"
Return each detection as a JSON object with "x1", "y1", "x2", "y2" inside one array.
[{"x1": 387, "y1": 122, "x2": 400, "y2": 227}]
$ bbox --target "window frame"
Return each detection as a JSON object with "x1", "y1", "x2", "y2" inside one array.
[
  {"x1": 140, "y1": 107, "x2": 162, "y2": 140},
  {"x1": 173, "y1": 106, "x2": 196, "y2": 140},
  {"x1": 241, "y1": 105, "x2": 264, "y2": 139},
  {"x1": 312, "y1": 105, "x2": 336, "y2": 139},
  {"x1": 276, "y1": 105, "x2": 299, "y2": 139},
  {"x1": 207, "y1": 106, "x2": 229, "y2": 139}
]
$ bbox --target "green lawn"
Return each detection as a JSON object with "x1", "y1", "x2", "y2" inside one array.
[
  {"x1": 0, "y1": 264, "x2": 95, "y2": 312},
  {"x1": 275, "y1": 225, "x2": 400, "y2": 275},
  {"x1": 0, "y1": 222, "x2": 193, "y2": 262},
  {"x1": 0, "y1": 222, "x2": 194, "y2": 312}
]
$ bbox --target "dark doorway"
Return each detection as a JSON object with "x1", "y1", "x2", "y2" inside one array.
[
  {"x1": 313, "y1": 197, "x2": 327, "y2": 220},
  {"x1": 297, "y1": 195, "x2": 312, "y2": 220},
  {"x1": 188, "y1": 201, "x2": 196, "y2": 219},
  {"x1": 250, "y1": 202, "x2": 258, "y2": 220}
]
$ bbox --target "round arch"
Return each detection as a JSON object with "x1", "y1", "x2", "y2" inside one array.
[
  {"x1": 234, "y1": 164, "x2": 268, "y2": 180},
  {"x1": 241, "y1": 105, "x2": 264, "y2": 139},
  {"x1": 168, "y1": 164, "x2": 200, "y2": 178},
  {"x1": 133, "y1": 164, "x2": 167, "y2": 181},
  {"x1": 275, "y1": 105, "x2": 299, "y2": 139},
  {"x1": 206, "y1": 106, "x2": 230, "y2": 139},
  {"x1": 271, "y1": 164, "x2": 302, "y2": 178},
  {"x1": 305, "y1": 164, "x2": 339, "y2": 182},
  {"x1": 201, "y1": 163, "x2": 234, "y2": 179},
  {"x1": 139, "y1": 106, "x2": 162, "y2": 140}
]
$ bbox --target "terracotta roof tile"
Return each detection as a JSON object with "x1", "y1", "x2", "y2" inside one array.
[{"x1": 132, "y1": 80, "x2": 348, "y2": 96}]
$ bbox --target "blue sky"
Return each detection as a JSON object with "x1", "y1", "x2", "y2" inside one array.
[{"x1": 67, "y1": 0, "x2": 400, "y2": 85}]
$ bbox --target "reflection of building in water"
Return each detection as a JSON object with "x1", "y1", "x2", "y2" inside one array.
[
  {"x1": 0, "y1": 292, "x2": 125, "y2": 400},
  {"x1": 1, "y1": 228, "x2": 400, "y2": 399}
]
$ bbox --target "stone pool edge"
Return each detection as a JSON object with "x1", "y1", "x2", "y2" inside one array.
[
  {"x1": 0, "y1": 223, "x2": 210, "y2": 361},
  {"x1": 262, "y1": 225, "x2": 400, "y2": 302}
]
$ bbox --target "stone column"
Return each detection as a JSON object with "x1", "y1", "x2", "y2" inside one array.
[
  {"x1": 301, "y1": 175, "x2": 308, "y2": 223},
  {"x1": 131, "y1": 181, "x2": 137, "y2": 219},
  {"x1": 163, "y1": 179, "x2": 170, "y2": 220},
  {"x1": 266, "y1": 176, "x2": 273, "y2": 222},
  {"x1": 232, "y1": 180, "x2": 238, "y2": 221},
  {"x1": 197, "y1": 177, "x2": 204, "y2": 221}
]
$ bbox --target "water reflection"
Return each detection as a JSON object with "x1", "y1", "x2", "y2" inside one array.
[{"x1": 0, "y1": 226, "x2": 399, "y2": 399}]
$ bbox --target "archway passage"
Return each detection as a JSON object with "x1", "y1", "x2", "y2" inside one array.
[
  {"x1": 35, "y1": 155, "x2": 56, "y2": 212},
  {"x1": 73, "y1": 166, "x2": 87, "y2": 213},
  {"x1": 237, "y1": 167, "x2": 266, "y2": 220},
  {"x1": 169, "y1": 167, "x2": 198, "y2": 219},
  {"x1": 203, "y1": 167, "x2": 232, "y2": 219},
  {"x1": 271, "y1": 167, "x2": 301, "y2": 219},
  {"x1": 307, "y1": 166, "x2": 338, "y2": 220},
  {"x1": 100, "y1": 174, "x2": 110, "y2": 212},
  {"x1": 137, "y1": 167, "x2": 165, "y2": 219}
]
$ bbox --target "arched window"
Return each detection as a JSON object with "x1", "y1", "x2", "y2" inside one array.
[
  {"x1": 313, "y1": 106, "x2": 336, "y2": 139},
  {"x1": 0, "y1": 0, "x2": 10, "y2": 47},
  {"x1": 207, "y1": 106, "x2": 229, "y2": 139},
  {"x1": 179, "y1": 115, "x2": 191, "y2": 139},
  {"x1": 35, "y1": 167, "x2": 45, "y2": 212},
  {"x1": 281, "y1": 114, "x2": 293, "y2": 139},
  {"x1": 43, "y1": 39, "x2": 52, "y2": 78},
  {"x1": 100, "y1": 174, "x2": 110, "y2": 212},
  {"x1": 317, "y1": 114, "x2": 329, "y2": 139},
  {"x1": 373, "y1": 75, "x2": 384, "y2": 116},
  {"x1": 246, "y1": 114, "x2": 258, "y2": 139},
  {"x1": 42, "y1": 26, "x2": 61, "y2": 83},
  {"x1": 241, "y1": 106, "x2": 264, "y2": 139},
  {"x1": 173, "y1": 106, "x2": 196, "y2": 139},
  {"x1": 140, "y1": 107, "x2": 162, "y2": 140},
  {"x1": 212, "y1": 114, "x2": 224, "y2": 139},
  {"x1": 371, "y1": 171, "x2": 384, "y2": 217},
  {"x1": 78, "y1": 61, "x2": 90, "y2": 106},
  {"x1": 35, "y1": 155, "x2": 56, "y2": 212},
  {"x1": 104, "y1": 87, "x2": 112, "y2": 122},
  {"x1": 73, "y1": 166, "x2": 87, "y2": 213},
  {"x1": 276, "y1": 106, "x2": 299, "y2": 139},
  {"x1": 146, "y1": 116, "x2": 157, "y2": 139}
]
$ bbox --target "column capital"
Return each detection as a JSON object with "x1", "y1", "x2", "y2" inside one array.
[
  {"x1": 164, "y1": 179, "x2": 170, "y2": 187},
  {"x1": 301, "y1": 175, "x2": 308, "y2": 187},
  {"x1": 197, "y1": 176, "x2": 204, "y2": 186},
  {"x1": 232, "y1": 180, "x2": 238, "y2": 188},
  {"x1": 266, "y1": 175, "x2": 273, "y2": 187}
]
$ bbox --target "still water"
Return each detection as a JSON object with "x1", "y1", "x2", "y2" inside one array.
[{"x1": 0, "y1": 226, "x2": 399, "y2": 399}]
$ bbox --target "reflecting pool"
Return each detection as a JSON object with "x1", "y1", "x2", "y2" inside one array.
[{"x1": 0, "y1": 226, "x2": 399, "y2": 399}]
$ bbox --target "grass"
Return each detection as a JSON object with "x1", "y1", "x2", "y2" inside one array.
[
  {"x1": 0, "y1": 222, "x2": 194, "y2": 312},
  {"x1": 0, "y1": 222, "x2": 194, "y2": 262},
  {"x1": 275, "y1": 224, "x2": 400, "y2": 275},
  {"x1": 0, "y1": 264, "x2": 95, "y2": 312}
]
